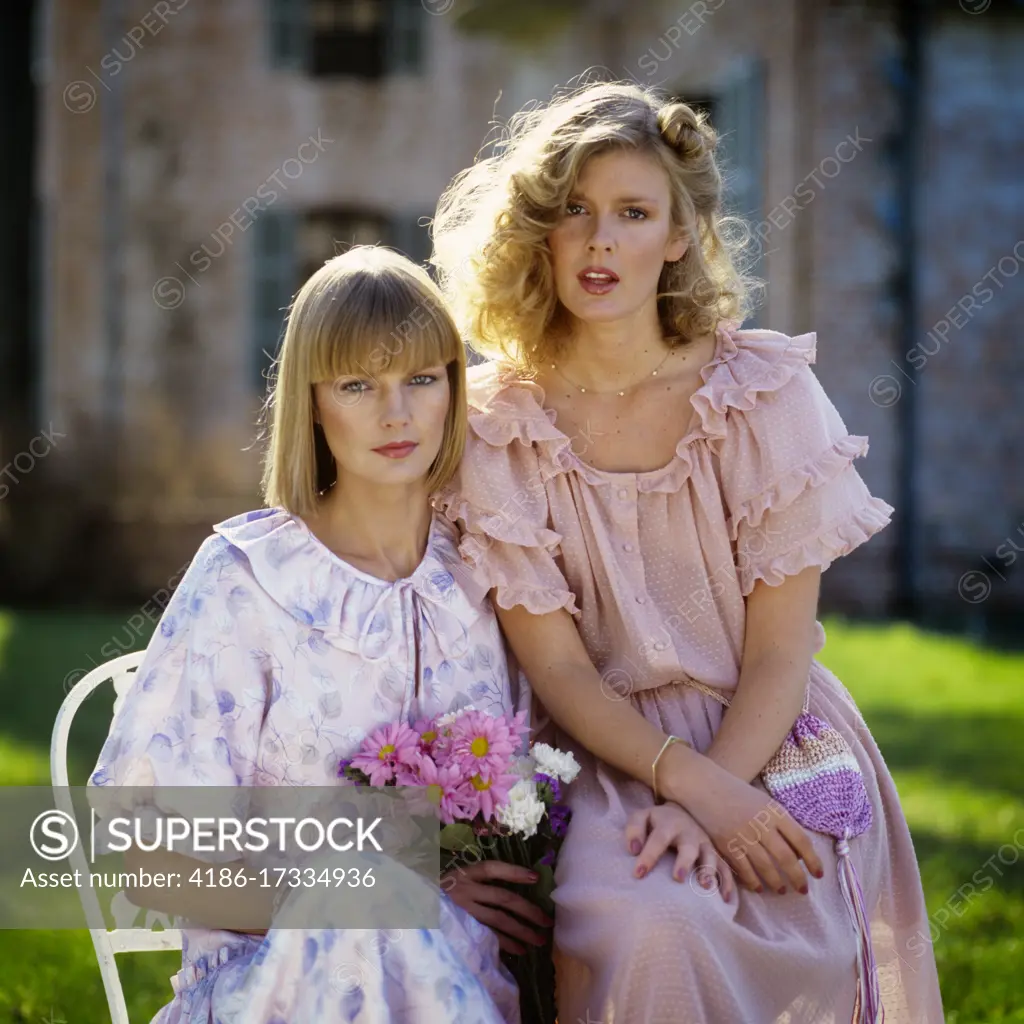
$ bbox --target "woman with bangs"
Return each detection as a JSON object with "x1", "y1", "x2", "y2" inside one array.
[
  {"x1": 431, "y1": 82, "x2": 944, "y2": 1022},
  {"x1": 87, "y1": 246, "x2": 544, "y2": 1023}
]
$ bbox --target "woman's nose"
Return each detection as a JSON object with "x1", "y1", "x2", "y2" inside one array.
[
  {"x1": 380, "y1": 385, "x2": 411, "y2": 425},
  {"x1": 586, "y1": 218, "x2": 615, "y2": 252}
]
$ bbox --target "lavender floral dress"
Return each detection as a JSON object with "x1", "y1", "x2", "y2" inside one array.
[{"x1": 88, "y1": 507, "x2": 525, "y2": 1023}]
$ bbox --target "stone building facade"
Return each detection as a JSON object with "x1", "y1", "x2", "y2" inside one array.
[{"x1": 2, "y1": 0, "x2": 1020, "y2": 632}]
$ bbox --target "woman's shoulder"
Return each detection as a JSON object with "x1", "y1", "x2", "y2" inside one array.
[
  {"x1": 148, "y1": 509, "x2": 300, "y2": 636},
  {"x1": 465, "y1": 358, "x2": 553, "y2": 412},
  {"x1": 706, "y1": 325, "x2": 867, "y2": 495},
  {"x1": 458, "y1": 361, "x2": 566, "y2": 468},
  {"x1": 692, "y1": 322, "x2": 822, "y2": 443},
  {"x1": 203, "y1": 506, "x2": 374, "y2": 632}
]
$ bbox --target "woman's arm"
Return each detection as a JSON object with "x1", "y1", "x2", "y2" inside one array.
[
  {"x1": 703, "y1": 566, "x2": 821, "y2": 783},
  {"x1": 493, "y1": 601, "x2": 712, "y2": 788},
  {"x1": 123, "y1": 844, "x2": 275, "y2": 934},
  {"x1": 494, "y1": 596, "x2": 824, "y2": 892},
  {"x1": 126, "y1": 839, "x2": 554, "y2": 948}
]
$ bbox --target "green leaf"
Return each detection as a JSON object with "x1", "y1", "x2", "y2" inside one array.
[
  {"x1": 439, "y1": 823, "x2": 479, "y2": 854},
  {"x1": 529, "y1": 863, "x2": 557, "y2": 914},
  {"x1": 530, "y1": 863, "x2": 555, "y2": 891}
]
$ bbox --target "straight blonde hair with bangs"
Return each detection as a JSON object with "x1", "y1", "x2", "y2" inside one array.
[{"x1": 261, "y1": 246, "x2": 468, "y2": 519}]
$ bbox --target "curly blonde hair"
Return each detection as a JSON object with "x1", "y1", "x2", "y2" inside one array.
[{"x1": 430, "y1": 80, "x2": 759, "y2": 371}]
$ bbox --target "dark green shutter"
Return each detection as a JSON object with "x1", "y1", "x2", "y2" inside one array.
[
  {"x1": 715, "y1": 60, "x2": 765, "y2": 326},
  {"x1": 252, "y1": 209, "x2": 298, "y2": 390},
  {"x1": 267, "y1": 0, "x2": 310, "y2": 70},
  {"x1": 390, "y1": 212, "x2": 433, "y2": 268},
  {"x1": 386, "y1": 0, "x2": 425, "y2": 75}
]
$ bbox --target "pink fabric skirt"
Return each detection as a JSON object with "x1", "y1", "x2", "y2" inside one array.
[{"x1": 548, "y1": 661, "x2": 945, "y2": 1024}]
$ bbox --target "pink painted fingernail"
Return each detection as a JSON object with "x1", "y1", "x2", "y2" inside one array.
[
  {"x1": 630, "y1": 840, "x2": 641, "y2": 855},
  {"x1": 635, "y1": 865, "x2": 647, "y2": 879},
  {"x1": 778, "y1": 886, "x2": 787, "y2": 895},
  {"x1": 799, "y1": 885, "x2": 809, "y2": 895}
]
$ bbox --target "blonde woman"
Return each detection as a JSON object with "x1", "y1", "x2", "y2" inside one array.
[
  {"x1": 431, "y1": 83, "x2": 945, "y2": 1023},
  {"x1": 87, "y1": 247, "x2": 546, "y2": 1023}
]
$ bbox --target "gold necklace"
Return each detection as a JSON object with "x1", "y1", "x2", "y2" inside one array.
[{"x1": 551, "y1": 348, "x2": 674, "y2": 397}]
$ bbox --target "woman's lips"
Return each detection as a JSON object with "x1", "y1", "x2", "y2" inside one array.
[
  {"x1": 373, "y1": 443, "x2": 418, "y2": 459},
  {"x1": 578, "y1": 271, "x2": 619, "y2": 295}
]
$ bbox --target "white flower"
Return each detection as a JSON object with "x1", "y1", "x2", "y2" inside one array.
[
  {"x1": 436, "y1": 704, "x2": 477, "y2": 729},
  {"x1": 496, "y1": 779, "x2": 547, "y2": 838},
  {"x1": 530, "y1": 742, "x2": 581, "y2": 783}
]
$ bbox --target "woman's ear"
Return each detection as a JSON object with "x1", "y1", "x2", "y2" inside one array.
[{"x1": 666, "y1": 232, "x2": 689, "y2": 263}]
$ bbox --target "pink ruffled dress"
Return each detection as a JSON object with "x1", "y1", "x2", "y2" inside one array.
[{"x1": 435, "y1": 325, "x2": 945, "y2": 1024}]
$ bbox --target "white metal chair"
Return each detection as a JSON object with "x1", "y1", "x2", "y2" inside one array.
[{"x1": 50, "y1": 651, "x2": 182, "y2": 1024}]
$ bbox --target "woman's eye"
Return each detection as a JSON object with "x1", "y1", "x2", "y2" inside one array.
[
  {"x1": 625, "y1": 207, "x2": 648, "y2": 220},
  {"x1": 340, "y1": 379, "x2": 368, "y2": 393},
  {"x1": 565, "y1": 202, "x2": 585, "y2": 216},
  {"x1": 410, "y1": 374, "x2": 438, "y2": 385}
]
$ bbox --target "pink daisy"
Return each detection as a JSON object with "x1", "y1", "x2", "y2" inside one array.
[
  {"x1": 396, "y1": 755, "x2": 472, "y2": 824},
  {"x1": 349, "y1": 721, "x2": 421, "y2": 786},
  {"x1": 447, "y1": 710, "x2": 524, "y2": 781},
  {"x1": 412, "y1": 716, "x2": 443, "y2": 759},
  {"x1": 456, "y1": 767, "x2": 518, "y2": 822}
]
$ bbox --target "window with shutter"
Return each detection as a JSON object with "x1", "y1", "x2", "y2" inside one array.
[
  {"x1": 389, "y1": 212, "x2": 433, "y2": 268},
  {"x1": 252, "y1": 207, "x2": 439, "y2": 390},
  {"x1": 267, "y1": 0, "x2": 424, "y2": 78},
  {"x1": 299, "y1": 207, "x2": 390, "y2": 280}
]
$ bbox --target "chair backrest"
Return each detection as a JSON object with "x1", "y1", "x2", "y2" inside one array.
[{"x1": 50, "y1": 651, "x2": 182, "y2": 1024}]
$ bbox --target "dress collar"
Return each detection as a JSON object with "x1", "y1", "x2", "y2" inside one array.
[
  {"x1": 213, "y1": 508, "x2": 489, "y2": 659},
  {"x1": 459, "y1": 323, "x2": 816, "y2": 494}
]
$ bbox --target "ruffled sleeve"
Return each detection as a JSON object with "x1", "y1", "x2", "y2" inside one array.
[
  {"x1": 713, "y1": 333, "x2": 894, "y2": 595},
  {"x1": 87, "y1": 535, "x2": 270, "y2": 858},
  {"x1": 433, "y1": 365, "x2": 580, "y2": 619}
]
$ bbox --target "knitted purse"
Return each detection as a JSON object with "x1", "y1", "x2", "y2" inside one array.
[{"x1": 681, "y1": 677, "x2": 883, "y2": 1024}]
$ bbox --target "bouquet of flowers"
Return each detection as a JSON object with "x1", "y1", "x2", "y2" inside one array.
[{"x1": 337, "y1": 706, "x2": 580, "y2": 1024}]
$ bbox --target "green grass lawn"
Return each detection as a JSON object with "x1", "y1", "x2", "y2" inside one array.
[{"x1": 0, "y1": 610, "x2": 1021, "y2": 1022}]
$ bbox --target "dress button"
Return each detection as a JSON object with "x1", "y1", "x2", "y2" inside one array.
[
  {"x1": 654, "y1": 641, "x2": 667, "y2": 651},
  {"x1": 623, "y1": 542, "x2": 634, "y2": 553},
  {"x1": 617, "y1": 487, "x2": 629, "y2": 500},
  {"x1": 635, "y1": 595, "x2": 646, "y2": 604}
]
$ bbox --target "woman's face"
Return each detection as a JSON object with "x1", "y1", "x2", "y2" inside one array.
[
  {"x1": 547, "y1": 148, "x2": 687, "y2": 327},
  {"x1": 312, "y1": 360, "x2": 451, "y2": 491}
]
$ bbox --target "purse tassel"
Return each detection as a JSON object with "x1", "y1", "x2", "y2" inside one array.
[{"x1": 836, "y1": 829, "x2": 884, "y2": 1023}]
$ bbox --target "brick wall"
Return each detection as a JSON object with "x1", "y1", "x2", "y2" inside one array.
[{"x1": 25, "y1": 0, "x2": 1024, "y2": 618}]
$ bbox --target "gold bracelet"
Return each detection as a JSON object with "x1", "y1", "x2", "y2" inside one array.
[{"x1": 651, "y1": 734, "x2": 690, "y2": 804}]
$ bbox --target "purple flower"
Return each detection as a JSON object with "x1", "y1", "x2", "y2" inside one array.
[
  {"x1": 538, "y1": 848, "x2": 557, "y2": 867},
  {"x1": 549, "y1": 804, "x2": 571, "y2": 838},
  {"x1": 337, "y1": 758, "x2": 354, "y2": 777},
  {"x1": 533, "y1": 772, "x2": 562, "y2": 802}
]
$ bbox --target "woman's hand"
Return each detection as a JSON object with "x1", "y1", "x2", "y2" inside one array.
[
  {"x1": 442, "y1": 860, "x2": 554, "y2": 955},
  {"x1": 683, "y1": 766, "x2": 824, "y2": 895},
  {"x1": 625, "y1": 803, "x2": 734, "y2": 901}
]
